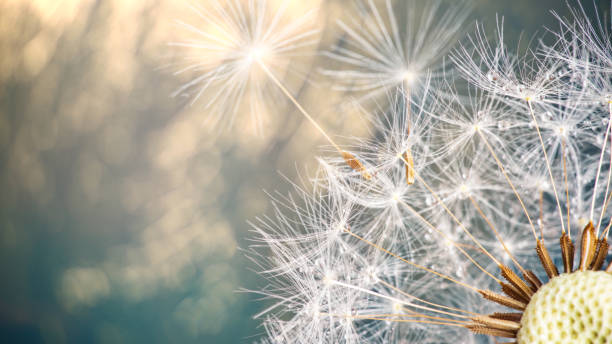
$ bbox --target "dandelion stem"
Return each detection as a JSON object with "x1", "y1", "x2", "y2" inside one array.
[
  {"x1": 401, "y1": 308, "x2": 473, "y2": 324},
  {"x1": 595, "y1": 102, "x2": 612, "y2": 235},
  {"x1": 258, "y1": 60, "x2": 372, "y2": 179},
  {"x1": 466, "y1": 194, "x2": 529, "y2": 276},
  {"x1": 344, "y1": 229, "x2": 480, "y2": 293},
  {"x1": 377, "y1": 279, "x2": 480, "y2": 318},
  {"x1": 399, "y1": 155, "x2": 504, "y2": 268},
  {"x1": 539, "y1": 189, "x2": 545, "y2": 240},
  {"x1": 602, "y1": 217, "x2": 611, "y2": 239},
  {"x1": 476, "y1": 128, "x2": 539, "y2": 241},
  {"x1": 396, "y1": 197, "x2": 502, "y2": 283},
  {"x1": 402, "y1": 83, "x2": 415, "y2": 184},
  {"x1": 599, "y1": 190, "x2": 612, "y2": 239},
  {"x1": 403, "y1": 81, "x2": 411, "y2": 135},
  {"x1": 320, "y1": 313, "x2": 470, "y2": 327},
  {"x1": 527, "y1": 99, "x2": 566, "y2": 236},
  {"x1": 589, "y1": 102, "x2": 612, "y2": 232},
  {"x1": 322, "y1": 311, "x2": 468, "y2": 324},
  {"x1": 332, "y1": 280, "x2": 471, "y2": 320},
  {"x1": 561, "y1": 139, "x2": 571, "y2": 239},
  {"x1": 256, "y1": 60, "x2": 343, "y2": 153}
]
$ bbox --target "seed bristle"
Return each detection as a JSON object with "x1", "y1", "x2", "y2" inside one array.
[
  {"x1": 560, "y1": 232, "x2": 575, "y2": 273},
  {"x1": 466, "y1": 324, "x2": 517, "y2": 338},
  {"x1": 478, "y1": 289, "x2": 526, "y2": 311},
  {"x1": 579, "y1": 222, "x2": 596, "y2": 271},
  {"x1": 590, "y1": 238, "x2": 608, "y2": 270},
  {"x1": 500, "y1": 265, "x2": 533, "y2": 298},
  {"x1": 522, "y1": 270, "x2": 542, "y2": 292},
  {"x1": 500, "y1": 282, "x2": 530, "y2": 304},
  {"x1": 489, "y1": 312, "x2": 523, "y2": 322},
  {"x1": 536, "y1": 239, "x2": 559, "y2": 278}
]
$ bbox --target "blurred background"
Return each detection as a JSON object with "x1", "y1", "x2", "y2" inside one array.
[{"x1": 0, "y1": 0, "x2": 607, "y2": 343}]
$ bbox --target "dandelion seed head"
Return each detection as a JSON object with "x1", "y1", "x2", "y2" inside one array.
[
  {"x1": 363, "y1": 265, "x2": 380, "y2": 284},
  {"x1": 458, "y1": 182, "x2": 470, "y2": 195},
  {"x1": 170, "y1": 0, "x2": 319, "y2": 132},
  {"x1": 399, "y1": 68, "x2": 418, "y2": 86},
  {"x1": 556, "y1": 124, "x2": 568, "y2": 138},
  {"x1": 247, "y1": 2, "x2": 612, "y2": 343},
  {"x1": 322, "y1": 271, "x2": 336, "y2": 287},
  {"x1": 246, "y1": 44, "x2": 270, "y2": 63},
  {"x1": 391, "y1": 301, "x2": 404, "y2": 314},
  {"x1": 322, "y1": 0, "x2": 471, "y2": 105}
]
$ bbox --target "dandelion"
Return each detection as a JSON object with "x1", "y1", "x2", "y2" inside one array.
[
  {"x1": 450, "y1": 18, "x2": 568, "y2": 104},
  {"x1": 322, "y1": 0, "x2": 471, "y2": 104},
  {"x1": 171, "y1": 0, "x2": 380, "y2": 180},
  {"x1": 166, "y1": 0, "x2": 612, "y2": 342},
  {"x1": 170, "y1": 0, "x2": 319, "y2": 132},
  {"x1": 249, "y1": 178, "x2": 470, "y2": 343},
  {"x1": 249, "y1": 3, "x2": 612, "y2": 343},
  {"x1": 548, "y1": 3, "x2": 612, "y2": 74}
]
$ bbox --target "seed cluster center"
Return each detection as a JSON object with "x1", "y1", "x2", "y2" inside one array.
[{"x1": 517, "y1": 271, "x2": 612, "y2": 344}]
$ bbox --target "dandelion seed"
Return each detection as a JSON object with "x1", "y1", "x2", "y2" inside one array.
[
  {"x1": 172, "y1": 0, "x2": 377, "y2": 179},
  {"x1": 549, "y1": 2, "x2": 612, "y2": 73},
  {"x1": 451, "y1": 17, "x2": 566, "y2": 103},
  {"x1": 322, "y1": 0, "x2": 471, "y2": 104},
  {"x1": 170, "y1": 0, "x2": 319, "y2": 132}
]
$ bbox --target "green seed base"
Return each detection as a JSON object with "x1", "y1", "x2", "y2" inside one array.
[{"x1": 517, "y1": 271, "x2": 612, "y2": 344}]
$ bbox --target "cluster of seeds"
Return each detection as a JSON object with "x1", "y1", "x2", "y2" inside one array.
[{"x1": 172, "y1": 1, "x2": 612, "y2": 343}]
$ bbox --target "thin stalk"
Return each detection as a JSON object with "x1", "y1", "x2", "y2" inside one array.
[
  {"x1": 257, "y1": 60, "x2": 342, "y2": 153},
  {"x1": 590, "y1": 101, "x2": 612, "y2": 233},
  {"x1": 596, "y1": 102, "x2": 612, "y2": 234},
  {"x1": 476, "y1": 128, "x2": 539, "y2": 240},
  {"x1": 396, "y1": 197, "x2": 502, "y2": 284},
  {"x1": 377, "y1": 279, "x2": 481, "y2": 317},
  {"x1": 561, "y1": 139, "x2": 571, "y2": 239},
  {"x1": 466, "y1": 194, "x2": 528, "y2": 276},
  {"x1": 344, "y1": 229, "x2": 481, "y2": 292},
  {"x1": 333, "y1": 280, "x2": 472, "y2": 320},
  {"x1": 527, "y1": 99, "x2": 566, "y2": 235},
  {"x1": 320, "y1": 313, "x2": 470, "y2": 327},
  {"x1": 400, "y1": 155, "x2": 503, "y2": 268}
]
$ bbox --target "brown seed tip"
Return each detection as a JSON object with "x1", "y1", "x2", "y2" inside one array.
[
  {"x1": 536, "y1": 239, "x2": 559, "y2": 278},
  {"x1": 478, "y1": 289, "x2": 526, "y2": 311},
  {"x1": 341, "y1": 151, "x2": 372, "y2": 180},
  {"x1": 466, "y1": 324, "x2": 517, "y2": 338},
  {"x1": 402, "y1": 148, "x2": 415, "y2": 185},
  {"x1": 590, "y1": 238, "x2": 609, "y2": 271},
  {"x1": 522, "y1": 270, "x2": 542, "y2": 292},
  {"x1": 471, "y1": 315, "x2": 520, "y2": 332},
  {"x1": 560, "y1": 233, "x2": 575, "y2": 273},
  {"x1": 579, "y1": 221, "x2": 596, "y2": 271},
  {"x1": 499, "y1": 265, "x2": 533, "y2": 298},
  {"x1": 500, "y1": 282, "x2": 530, "y2": 304}
]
